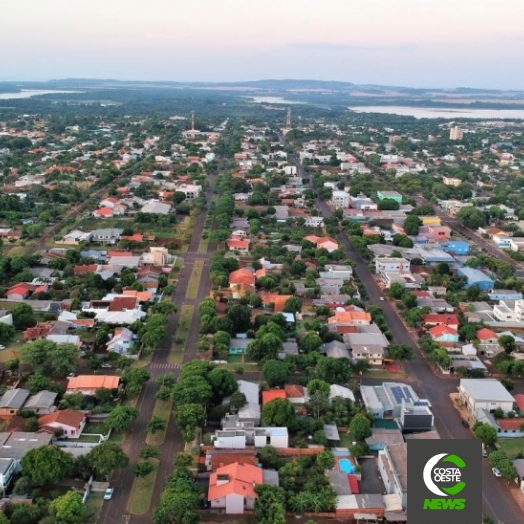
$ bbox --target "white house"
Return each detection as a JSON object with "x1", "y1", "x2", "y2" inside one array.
[
  {"x1": 332, "y1": 190, "x2": 350, "y2": 209},
  {"x1": 106, "y1": 327, "x2": 136, "y2": 354}
]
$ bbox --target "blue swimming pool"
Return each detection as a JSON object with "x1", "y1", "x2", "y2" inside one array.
[{"x1": 339, "y1": 458, "x2": 356, "y2": 474}]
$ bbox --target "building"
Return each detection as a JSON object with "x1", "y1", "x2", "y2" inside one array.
[
  {"x1": 442, "y1": 176, "x2": 462, "y2": 187},
  {"x1": 360, "y1": 382, "x2": 433, "y2": 430},
  {"x1": 319, "y1": 264, "x2": 353, "y2": 281},
  {"x1": 493, "y1": 299, "x2": 524, "y2": 322},
  {"x1": 457, "y1": 267, "x2": 494, "y2": 291},
  {"x1": 449, "y1": 126, "x2": 464, "y2": 140},
  {"x1": 458, "y1": 378, "x2": 514, "y2": 415},
  {"x1": 423, "y1": 313, "x2": 460, "y2": 331},
  {"x1": 352, "y1": 344, "x2": 385, "y2": 365},
  {"x1": 428, "y1": 325, "x2": 460, "y2": 344},
  {"x1": 375, "y1": 257, "x2": 410, "y2": 274},
  {"x1": 378, "y1": 443, "x2": 408, "y2": 509},
  {"x1": 226, "y1": 238, "x2": 250, "y2": 253},
  {"x1": 106, "y1": 327, "x2": 136, "y2": 354},
  {"x1": 376, "y1": 190, "x2": 403, "y2": 203},
  {"x1": 0, "y1": 389, "x2": 30, "y2": 420},
  {"x1": 140, "y1": 201, "x2": 172, "y2": 214},
  {"x1": 208, "y1": 462, "x2": 264, "y2": 514},
  {"x1": 489, "y1": 290, "x2": 523, "y2": 301},
  {"x1": 229, "y1": 268, "x2": 255, "y2": 298},
  {"x1": 442, "y1": 240, "x2": 470, "y2": 255},
  {"x1": 38, "y1": 409, "x2": 86, "y2": 438},
  {"x1": 66, "y1": 375, "x2": 121, "y2": 396},
  {"x1": 22, "y1": 390, "x2": 57, "y2": 415},
  {"x1": 332, "y1": 190, "x2": 350, "y2": 209},
  {"x1": 90, "y1": 228, "x2": 123, "y2": 245}
]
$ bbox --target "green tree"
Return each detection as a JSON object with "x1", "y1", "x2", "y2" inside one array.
[
  {"x1": 387, "y1": 343, "x2": 415, "y2": 361},
  {"x1": 316, "y1": 450, "x2": 335, "y2": 471},
  {"x1": 456, "y1": 206, "x2": 488, "y2": 229},
  {"x1": 124, "y1": 368, "x2": 150, "y2": 396},
  {"x1": 283, "y1": 296, "x2": 302, "y2": 313},
  {"x1": 173, "y1": 452, "x2": 194, "y2": 468},
  {"x1": 146, "y1": 416, "x2": 167, "y2": 434},
  {"x1": 139, "y1": 447, "x2": 160, "y2": 459},
  {"x1": 499, "y1": 334, "x2": 516, "y2": 354},
  {"x1": 12, "y1": 302, "x2": 36, "y2": 329},
  {"x1": 87, "y1": 442, "x2": 129, "y2": 477},
  {"x1": 473, "y1": 423, "x2": 498, "y2": 447},
  {"x1": 105, "y1": 406, "x2": 139, "y2": 432},
  {"x1": 21, "y1": 445, "x2": 73, "y2": 486},
  {"x1": 172, "y1": 376, "x2": 213, "y2": 405},
  {"x1": 173, "y1": 403, "x2": 206, "y2": 442},
  {"x1": 254, "y1": 485, "x2": 287, "y2": 524},
  {"x1": 207, "y1": 367, "x2": 238, "y2": 401},
  {"x1": 49, "y1": 491, "x2": 86, "y2": 524},
  {"x1": 350, "y1": 413, "x2": 372, "y2": 440},
  {"x1": 488, "y1": 450, "x2": 518, "y2": 481},
  {"x1": 133, "y1": 461, "x2": 155, "y2": 478},
  {"x1": 20, "y1": 340, "x2": 78, "y2": 377},
  {"x1": 263, "y1": 359, "x2": 291, "y2": 387},
  {"x1": 300, "y1": 331, "x2": 323, "y2": 353},
  {"x1": 262, "y1": 398, "x2": 296, "y2": 428},
  {"x1": 0, "y1": 323, "x2": 15, "y2": 345},
  {"x1": 404, "y1": 215, "x2": 422, "y2": 235}
]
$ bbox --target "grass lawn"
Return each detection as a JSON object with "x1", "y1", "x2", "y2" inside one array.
[
  {"x1": 145, "y1": 400, "x2": 173, "y2": 446},
  {"x1": 131, "y1": 352, "x2": 152, "y2": 368},
  {"x1": 339, "y1": 433, "x2": 354, "y2": 448},
  {"x1": 85, "y1": 493, "x2": 104, "y2": 523},
  {"x1": 227, "y1": 354, "x2": 243, "y2": 364},
  {"x1": 498, "y1": 438, "x2": 524, "y2": 458},
  {"x1": 127, "y1": 458, "x2": 159, "y2": 515},
  {"x1": 172, "y1": 305, "x2": 194, "y2": 353},
  {"x1": 186, "y1": 259, "x2": 204, "y2": 300},
  {"x1": 168, "y1": 349, "x2": 184, "y2": 365},
  {"x1": 0, "y1": 337, "x2": 25, "y2": 363},
  {"x1": 197, "y1": 237, "x2": 209, "y2": 253},
  {"x1": 76, "y1": 434, "x2": 102, "y2": 443},
  {"x1": 82, "y1": 422, "x2": 107, "y2": 435}
]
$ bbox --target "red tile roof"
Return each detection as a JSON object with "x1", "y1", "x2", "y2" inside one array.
[
  {"x1": 285, "y1": 384, "x2": 305, "y2": 399},
  {"x1": 109, "y1": 296, "x2": 138, "y2": 311},
  {"x1": 514, "y1": 394, "x2": 524, "y2": 413},
  {"x1": 497, "y1": 418, "x2": 524, "y2": 431},
  {"x1": 74, "y1": 264, "x2": 98, "y2": 275},
  {"x1": 229, "y1": 268, "x2": 255, "y2": 286},
  {"x1": 429, "y1": 325, "x2": 459, "y2": 338},
  {"x1": 208, "y1": 462, "x2": 263, "y2": 501},
  {"x1": 476, "y1": 328, "x2": 498, "y2": 341},
  {"x1": 423, "y1": 314, "x2": 459, "y2": 326},
  {"x1": 38, "y1": 409, "x2": 85, "y2": 429},
  {"x1": 262, "y1": 390, "x2": 286, "y2": 405}
]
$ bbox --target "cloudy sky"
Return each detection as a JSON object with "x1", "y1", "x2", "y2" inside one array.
[{"x1": 2, "y1": 0, "x2": 524, "y2": 89}]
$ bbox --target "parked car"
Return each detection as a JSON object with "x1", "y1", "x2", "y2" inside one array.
[
  {"x1": 379, "y1": 297, "x2": 385, "y2": 301},
  {"x1": 0, "y1": 345, "x2": 5, "y2": 350},
  {"x1": 492, "y1": 467, "x2": 502, "y2": 477},
  {"x1": 461, "y1": 419, "x2": 469, "y2": 428},
  {"x1": 482, "y1": 449, "x2": 488, "y2": 457},
  {"x1": 101, "y1": 363, "x2": 113, "y2": 369},
  {"x1": 104, "y1": 487, "x2": 114, "y2": 500}
]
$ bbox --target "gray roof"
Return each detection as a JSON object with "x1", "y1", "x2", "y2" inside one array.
[
  {"x1": 262, "y1": 469, "x2": 280, "y2": 487},
  {"x1": 91, "y1": 228, "x2": 123, "y2": 237},
  {"x1": 460, "y1": 379, "x2": 514, "y2": 403},
  {"x1": 323, "y1": 424, "x2": 340, "y2": 441},
  {"x1": 230, "y1": 338, "x2": 250, "y2": 350},
  {"x1": 323, "y1": 341, "x2": 351, "y2": 359},
  {"x1": 23, "y1": 390, "x2": 58, "y2": 410},
  {"x1": 328, "y1": 470, "x2": 353, "y2": 495},
  {"x1": 0, "y1": 432, "x2": 53, "y2": 460},
  {"x1": 237, "y1": 380, "x2": 259, "y2": 405},
  {"x1": 0, "y1": 389, "x2": 30, "y2": 410}
]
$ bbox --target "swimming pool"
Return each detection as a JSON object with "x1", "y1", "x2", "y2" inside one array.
[{"x1": 339, "y1": 458, "x2": 356, "y2": 474}]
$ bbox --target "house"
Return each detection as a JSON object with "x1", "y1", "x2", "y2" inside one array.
[
  {"x1": 66, "y1": 375, "x2": 121, "y2": 396},
  {"x1": 328, "y1": 310, "x2": 372, "y2": 326},
  {"x1": 284, "y1": 384, "x2": 309, "y2": 404},
  {"x1": 38, "y1": 409, "x2": 86, "y2": 438},
  {"x1": 0, "y1": 389, "x2": 30, "y2": 419},
  {"x1": 107, "y1": 327, "x2": 136, "y2": 354},
  {"x1": 58, "y1": 229, "x2": 92, "y2": 245},
  {"x1": 304, "y1": 216, "x2": 324, "y2": 227},
  {"x1": 22, "y1": 390, "x2": 57, "y2": 415},
  {"x1": 229, "y1": 338, "x2": 250, "y2": 356},
  {"x1": 226, "y1": 238, "x2": 250, "y2": 253},
  {"x1": 428, "y1": 325, "x2": 460, "y2": 344},
  {"x1": 91, "y1": 228, "x2": 123, "y2": 245},
  {"x1": 423, "y1": 313, "x2": 460, "y2": 331},
  {"x1": 378, "y1": 443, "x2": 408, "y2": 510},
  {"x1": 319, "y1": 264, "x2": 353, "y2": 280},
  {"x1": 6, "y1": 283, "x2": 34, "y2": 300},
  {"x1": 476, "y1": 328, "x2": 498, "y2": 344},
  {"x1": 352, "y1": 344, "x2": 385, "y2": 365},
  {"x1": 489, "y1": 289, "x2": 523, "y2": 301},
  {"x1": 377, "y1": 190, "x2": 402, "y2": 203},
  {"x1": 262, "y1": 390, "x2": 286, "y2": 405},
  {"x1": 375, "y1": 258, "x2": 410, "y2": 274},
  {"x1": 304, "y1": 235, "x2": 339, "y2": 252},
  {"x1": 457, "y1": 267, "x2": 494, "y2": 291},
  {"x1": 208, "y1": 462, "x2": 264, "y2": 514},
  {"x1": 419, "y1": 225, "x2": 451, "y2": 241},
  {"x1": 229, "y1": 268, "x2": 255, "y2": 298},
  {"x1": 458, "y1": 378, "x2": 514, "y2": 415},
  {"x1": 322, "y1": 340, "x2": 351, "y2": 360},
  {"x1": 235, "y1": 381, "x2": 260, "y2": 425},
  {"x1": 257, "y1": 292, "x2": 292, "y2": 313},
  {"x1": 493, "y1": 300, "x2": 524, "y2": 322},
  {"x1": 329, "y1": 384, "x2": 356, "y2": 403}
]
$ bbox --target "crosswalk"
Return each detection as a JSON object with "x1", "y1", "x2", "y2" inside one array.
[{"x1": 148, "y1": 362, "x2": 181, "y2": 370}]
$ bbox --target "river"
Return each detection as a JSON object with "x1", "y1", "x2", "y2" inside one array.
[{"x1": 349, "y1": 105, "x2": 524, "y2": 119}]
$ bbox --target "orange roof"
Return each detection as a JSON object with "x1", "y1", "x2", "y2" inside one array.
[
  {"x1": 423, "y1": 314, "x2": 459, "y2": 326},
  {"x1": 94, "y1": 207, "x2": 113, "y2": 216},
  {"x1": 229, "y1": 268, "x2": 255, "y2": 286},
  {"x1": 429, "y1": 325, "x2": 458, "y2": 337},
  {"x1": 255, "y1": 269, "x2": 267, "y2": 278},
  {"x1": 108, "y1": 251, "x2": 133, "y2": 257},
  {"x1": 497, "y1": 418, "x2": 524, "y2": 431},
  {"x1": 327, "y1": 310, "x2": 372, "y2": 324},
  {"x1": 67, "y1": 375, "x2": 120, "y2": 391},
  {"x1": 70, "y1": 318, "x2": 95, "y2": 328},
  {"x1": 39, "y1": 409, "x2": 85, "y2": 428},
  {"x1": 208, "y1": 462, "x2": 263, "y2": 501},
  {"x1": 121, "y1": 233, "x2": 143, "y2": 242},
  {"x1": 285, "y1": 384, "x2": 305, "y2": 399},
  {"x1": 262, "y1": 390, "x2": 286, "y2": 405},
  {"x1": 257, "y1": 292, "x2": 292, "y2": 313},
  {"x1": 109, "y1": 296, "x2": 137, "y2": 311},
  {"x1": 514, "y1": 394, "x2": 524, "y2": 413},
  {"x1": 226, "y1": 239, "x2": 250, "y2": 249},
  {"x1": 123, "y1": 290, "x2": 153, "y2": 302},
  {"x1": 74, "y1": 264, "x2": 98, "y2": 275},
  {"x1": 476, "y1": 328, "x2": 498, "y2": 341}
]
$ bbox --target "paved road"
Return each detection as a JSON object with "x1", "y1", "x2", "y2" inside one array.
[
  {"x1": 99, "y1": 174, "x2": 218, "y2": 524},
  {"x1": 292, "y1": 156, "x2": 524, "y2": 523}
]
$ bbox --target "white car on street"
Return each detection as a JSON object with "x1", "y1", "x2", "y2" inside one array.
[{"x1": 492, "y1": 467, "x2": 502, "y2": 477}]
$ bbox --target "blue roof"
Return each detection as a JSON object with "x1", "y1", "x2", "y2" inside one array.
[{"x1": 458, "y1": 267, "x2": 493, "y2": 282}]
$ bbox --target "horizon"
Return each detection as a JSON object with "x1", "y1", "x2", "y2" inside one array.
[{"x1": 3, "y1": 0, "x2": 524, "y2": 90}]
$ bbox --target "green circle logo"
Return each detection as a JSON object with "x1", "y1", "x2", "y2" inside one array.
[{"x1": 423, "y1": 453, "x2": 466, "y2": 496}]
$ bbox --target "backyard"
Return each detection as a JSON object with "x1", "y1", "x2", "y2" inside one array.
[{"x1": 498, "y1": 438, "x2": 524, "y2": 458}]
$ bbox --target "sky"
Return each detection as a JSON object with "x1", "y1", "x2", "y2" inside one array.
[{"x1": 2, "y1": 0, "x2": 524, "y2": 89}]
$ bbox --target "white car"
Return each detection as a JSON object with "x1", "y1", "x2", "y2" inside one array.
[
  {"x1": 0, "y1": 345, "x2": 5, "y2": 350},
  {"x1": 492, "y1": 467, "x2": 502, "y2": 477},
  {"x1": 104, "y1": 487, "x2": 114, "y2": 500},
  {"x1": 379, "y1": 297, "x2": 385, "y2": 301}
]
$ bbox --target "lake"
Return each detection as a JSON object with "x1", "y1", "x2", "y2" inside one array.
[
  {"x1": 247, "y1": 96, "x2": 304, "y2": 105},
  {"x1": 349, "y1": 105, "x2": 524, "y2": 119},
  {"x1": 0, "y1": 89, "x2": 83, "y2": 99}
]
